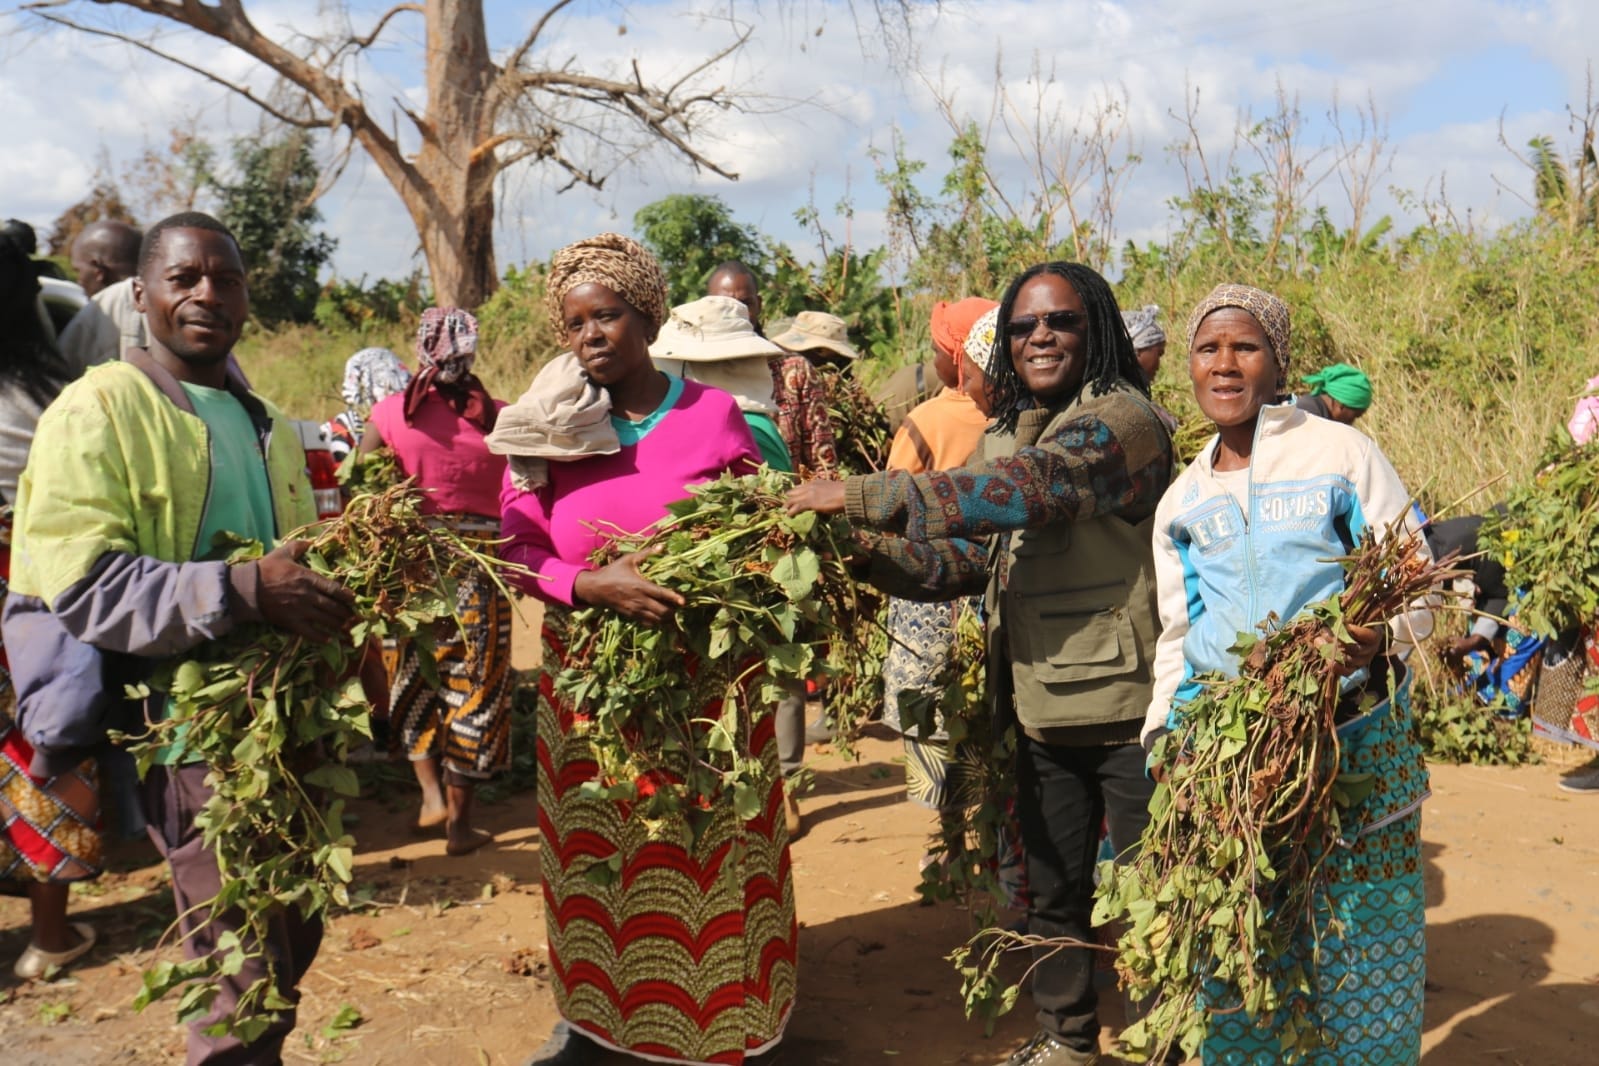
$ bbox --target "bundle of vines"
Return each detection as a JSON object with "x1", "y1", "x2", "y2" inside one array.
[
  {"x1": 552, "y1": 468, "x2": 882, "y2": 828},
  {"x1": 954, "y1": 528, "x2": 1448, "y2": 1060},
  {"x1": 1481, "y1": 434, "x2": 1599, "y2": 640},
  {"x1": 123, "y1": 477, "x2": 520, "y2": 1041},
  {"x1": 813, "y1": 364, "x2": 891, "y2": 477},
  {"x1": 1407, "y1": 629, "x2": 1537, "y2": 766},
  {"x1": 809, "y1": 365, "x2": 892, "y2": 745},
  {"x1": 895, "y1": 604, "x2": 1019, "y2": 926},
  {"x1": 1097, "y1": 529, "x2": 1447, "y2": 1062}
]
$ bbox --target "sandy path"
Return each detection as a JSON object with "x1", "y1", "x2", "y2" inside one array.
[{"x1": 3, "y1": 736, "x2": 1596, "y2": 1064}]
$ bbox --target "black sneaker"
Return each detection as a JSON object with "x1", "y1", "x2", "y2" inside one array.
[
  {"x1": 1001, "y1": 1031, "x2": 1099, "y2": 1066},
  {"x1": 523, "y1": 1021, "x2": 598, "y2": 1066},
  {"x1": 1557, "y1": 762, "x2": 1599, "y2": 794}
]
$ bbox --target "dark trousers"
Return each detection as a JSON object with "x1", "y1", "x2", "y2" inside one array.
[
  {"x1": 143, "y1": 763, "x2": 324, "y2": 1066},
  {"x1": 775, "y1": 676, "x2": 807, "y2": 778},
  {"x1": 1016, "y1": 737, "x2": 1156, "y2": 1053}
]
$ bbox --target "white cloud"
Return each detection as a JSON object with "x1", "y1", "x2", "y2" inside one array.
[{"x1": 3, "y1": 0, "x2": 1589, "y2": 284}]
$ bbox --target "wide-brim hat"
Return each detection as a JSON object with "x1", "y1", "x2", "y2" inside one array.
[
  {"x1": 649, "y1": 295, "x2": 786, "y2": 363},
  {"x1": 769, "y1": 310, "x2": 860, "y2": 361}
]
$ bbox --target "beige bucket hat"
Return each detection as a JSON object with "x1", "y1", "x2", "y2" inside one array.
[
  {"x1": 769, "y1": 310, "x2": 860, "y2": 361},
  {"x1": 649, "y1": 295, "x2": 785, "y2": 362},
  {"x1": 650, "y1": 296, "x2": 782, "y2": 415}
]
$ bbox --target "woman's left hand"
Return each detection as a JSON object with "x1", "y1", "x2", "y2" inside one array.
[
  {"x1": 1340, "y1": 623, "x2": 1383, "y2": 675},
  {"x1": 786, "y1": 479, "x2": 847, "y2": 516}
]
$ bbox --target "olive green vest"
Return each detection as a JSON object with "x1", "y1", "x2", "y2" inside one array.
[{"x1": 982, "y1": 386, "x2": 1167, "y2": 733}]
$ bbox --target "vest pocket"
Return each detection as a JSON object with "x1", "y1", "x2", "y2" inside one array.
[{"x1": 1013, "y1": 581, "x2": 1139, "y2": 683}]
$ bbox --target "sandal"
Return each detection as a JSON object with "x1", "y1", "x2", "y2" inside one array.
[{"x1": 13, "y1": 922, "x2": 97, "y2": 980}]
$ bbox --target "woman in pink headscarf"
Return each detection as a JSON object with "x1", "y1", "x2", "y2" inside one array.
[{"x1": 360, "y1": 307, "x2": 510, "y2": 856}]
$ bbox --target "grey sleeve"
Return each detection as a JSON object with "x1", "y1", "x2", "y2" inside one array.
[{"x1": 50, "y1": 551, "x2": 265, "y2": 657}]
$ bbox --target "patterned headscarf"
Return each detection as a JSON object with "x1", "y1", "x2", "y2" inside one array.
[
  {"x1": 1121, "y1": 304, "x2": 1165, "y2": 351},
  {"x1": 341, "y1": 347, "x2": 411, "y2": 411},
  {"x1": 546, "y1": 232, "x2": 668, "y2": 340},
  {"x1": 962, "y1": 307, "x2": 1001, "y2": 375},
  {"x1": 415, "y1": 307, "x2": 480, "y2": 381},
  {"x1": 404, "y1": 306, "x2": 495, "y2": 431},
  {"x1": 1186, "y1": 284, "x2": 1291, "y2": 380}
]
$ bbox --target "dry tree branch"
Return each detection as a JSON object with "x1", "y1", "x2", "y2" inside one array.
[
  {"x1": 501, "y1": 0, "x2": 578, "y2": 83},
  {"x1": 328, "y1": 1, "x2": 424, "y2": 63},
  {"x1": 27, "y1": 9, "x2": 323, "y2": 129}
]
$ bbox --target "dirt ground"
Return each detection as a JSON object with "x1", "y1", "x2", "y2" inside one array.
[{"x1": 2, "y1": 733, "x2": 1597, "y2": 1066}]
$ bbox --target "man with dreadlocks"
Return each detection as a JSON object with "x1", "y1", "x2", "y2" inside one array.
[{"x1": 787, "y1": 262, "x2": 1175, "y2": 1066}]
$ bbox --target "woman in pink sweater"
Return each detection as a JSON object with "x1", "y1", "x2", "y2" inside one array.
[
  {"x1": 496, "y1": 234, "x2": 794, "y2": 1066},
  {"x1": 362, "y1": 307, "x2": 510, "y2": 856}
]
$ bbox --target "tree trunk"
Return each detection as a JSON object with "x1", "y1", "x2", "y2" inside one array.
[{"x1": 408, "y1": 0, "x2": 499, "y2": 309}]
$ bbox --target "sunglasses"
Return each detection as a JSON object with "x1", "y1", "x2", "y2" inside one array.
[{"x1": 1003, "y1": 310, "x2": 1085, "y2": 338}]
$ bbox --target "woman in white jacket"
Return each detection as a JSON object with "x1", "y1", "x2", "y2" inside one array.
[{"x1": 1141, "y1": 284, "x2": 1430, "y2": 1065}]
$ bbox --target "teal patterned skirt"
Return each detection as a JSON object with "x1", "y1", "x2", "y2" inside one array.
[{"x1": 1203, "y1": 672, "x2": 1428, "y2": 1065}]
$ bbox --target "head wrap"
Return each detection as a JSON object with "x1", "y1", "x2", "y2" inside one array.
[
  {"x1": 404, "y1": 306, "x2": 496, "y2": 431},
  {"x1": 962, "y1": 307, "x2": 1001, "y2": 376},
  {"x1": 930, "y1": 297, "x2": 1000, "y2": 360},
  {"x1": 1186, "y1": 284, "x2": 1291, "y2": 381},
  {"x1": 341, "y1": 347, "x2": 411, "y2": 411},
  {"x1": 546, "y1": 232, "x2": 668, "y2": 340},
  {"x1": 1121, "y1": 304, "x2": 1165, "y2": 351},
  {"x1": 1302, "y1": 364, "x2": 1373, "y2": 411}
]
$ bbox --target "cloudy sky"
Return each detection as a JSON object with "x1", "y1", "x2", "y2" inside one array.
[{"x1": 2, "y1": 0, "x2": 1593, "y2": 283}]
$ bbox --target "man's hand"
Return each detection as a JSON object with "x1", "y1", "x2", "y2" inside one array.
[
  {"x1": 573, "y1": 548, "x2": 684, "y2": 625},
  {"x1": 785, "y1": 479, "x2": 848, "y2": 516},
  {"x1": 257, "y1": 540, "x2": 356, "y2": 640}
]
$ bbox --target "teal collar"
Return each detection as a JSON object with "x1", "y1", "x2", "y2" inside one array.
[{"x1": 612, "y1": 374, "x2": 684, "y2": 445}]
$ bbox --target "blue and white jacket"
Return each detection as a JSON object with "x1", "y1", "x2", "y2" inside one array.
[{"x1": 1141, "y1": 403, "x2": 1431, "y2": 743}]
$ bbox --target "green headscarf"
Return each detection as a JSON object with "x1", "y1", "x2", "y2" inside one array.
[{"x1": 1302, "y1": 363, "x2": 1372, "y2": 411}]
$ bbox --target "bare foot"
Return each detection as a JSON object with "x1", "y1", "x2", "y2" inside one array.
[
  {"x1": 445, "y1": 827, "x2": 495, "y2": 856},
  {"x1": 412, "y1": 803, "x2": 448, "y2": 836}
]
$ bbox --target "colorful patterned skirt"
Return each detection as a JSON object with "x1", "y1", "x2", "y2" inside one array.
[
  {"x1": 536, "y1": 626, "x2": 797, "y2": 1065},
  {"x1": 1202, "y1": 675, "x2": 1428, "y2": 1065},
  {"x1": 884, "y1": 596, "x2": 978, "y2": 811},
  {"x1": 0, "y1": 522, "x2": 102, "y2": 884},
  {"x1": 386, "y1": 558, "x2": 514, "y2": 778}
]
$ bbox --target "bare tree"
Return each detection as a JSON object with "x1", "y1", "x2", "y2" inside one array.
[{"x1": 20, "y1": 0, "x2": 809, "y2": 306}]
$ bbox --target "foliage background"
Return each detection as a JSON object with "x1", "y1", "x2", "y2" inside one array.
[{"x1": 200, "y1": 102, "x2": 1599, "y2": 517}]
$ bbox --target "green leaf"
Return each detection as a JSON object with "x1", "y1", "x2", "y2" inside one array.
[
  {"x1": 304, "y1": 765, "x2": 361, "y2": 797},
  {"x1": 322, "y1": 1003, "x2": 364, "y2": 1038},
  {"x1": 770, "y1": 548, "x2": 821, "y2": 600}
]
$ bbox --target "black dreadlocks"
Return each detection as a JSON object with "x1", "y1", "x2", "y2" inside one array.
[{"x1": 984, "y1": 261, "x2": 1146, "y2": 435}]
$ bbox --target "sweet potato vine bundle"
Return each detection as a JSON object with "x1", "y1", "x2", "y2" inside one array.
[
  {"x1": 552, "y1": 467, "x2": 877, "y2": 842},
  {"x1": 896, "y1": 604, "x2": 1018, "y2": 924},
  {"x1": 1091, "y1": 528, "x2": 1448, "y2": 1063},
  {"x1": 1481, "y1": 433, "x2": 1599, "y2": 639},
  {"x1": 951, "y1": 527, "x2": 1449, "y2": 1057},
  {"x1": 122, "y1": 478, "x2": 522, "y2": 1042}
]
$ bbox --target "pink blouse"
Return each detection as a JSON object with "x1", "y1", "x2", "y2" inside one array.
[
  {"x1": 500, "y1": 379, "x2": 760, "y2": 606},
  {"x1": 369, "y1": 391, "x2": 508, "y2": 518}
]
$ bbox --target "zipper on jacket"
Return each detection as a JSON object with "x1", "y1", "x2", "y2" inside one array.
[
  {"x1": 1241, "y1": 413, "x2": 1267, "y2": 628},
  {"x1": 192, "y1": 420, "x2": 215, "y2": 560},
  {"x1": 258, "y1": 420, "x2": 283, "y2": 539}
]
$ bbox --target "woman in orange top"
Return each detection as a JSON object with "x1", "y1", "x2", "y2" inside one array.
[{"x1": 882, "y1": 301, "x2": 999, "y2": 823}]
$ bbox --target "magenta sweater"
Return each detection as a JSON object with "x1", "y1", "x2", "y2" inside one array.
[
  {"x1": 369, "y1": 390, "x2": 508, "y2": 518},
  {"x1": 500, "y1": 378, "x2": 760, "y2": 606}
]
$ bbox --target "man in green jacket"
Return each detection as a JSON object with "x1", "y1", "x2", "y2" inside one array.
[{"x1": 9, "y1": 212, "x2": 354, "y2": 1064}]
